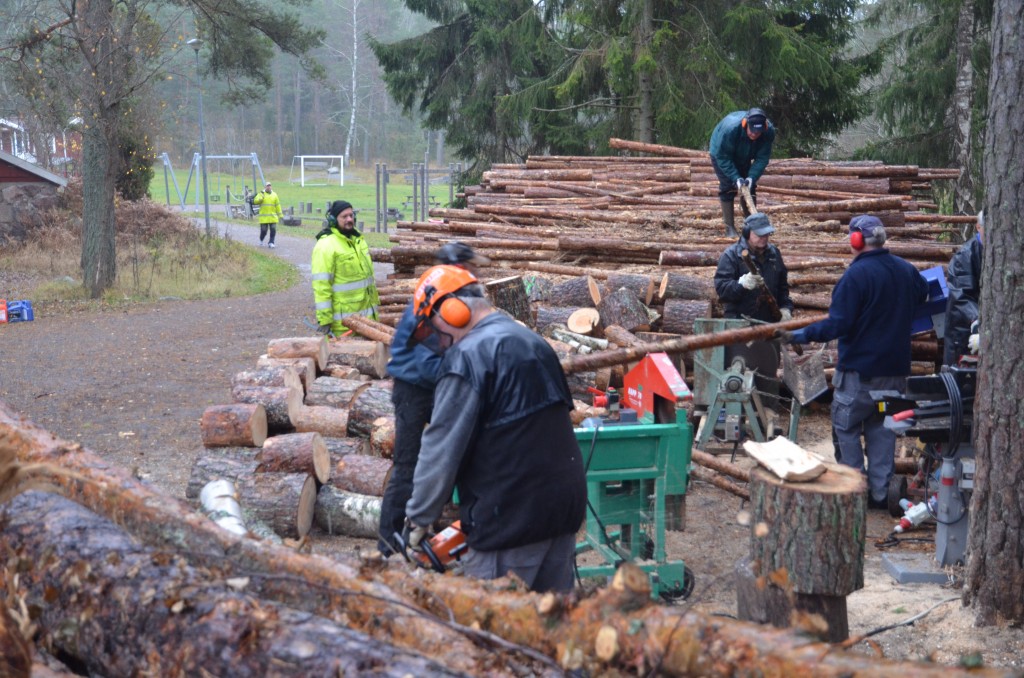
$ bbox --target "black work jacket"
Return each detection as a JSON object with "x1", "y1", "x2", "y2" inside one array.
[
  {"x1": 943, "y1": 236, "x2": 983, "y2": 365},
  {"x1": 440, "y1": 313, "x2": 586, "y2": 551},
  {"x1": 714, "y1": 239, "x2": 793, "y2": 322}
]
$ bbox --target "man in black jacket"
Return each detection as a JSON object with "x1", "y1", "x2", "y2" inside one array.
[
  {"x1": 714, "y1": 212, "x2": 793, "y2": 414},
  {"x1": 943, "y1": 211, "x2": 984, "y2": 365},
  {"x1": 402, "y1": 265, "x2": 586, "y2": 593}
]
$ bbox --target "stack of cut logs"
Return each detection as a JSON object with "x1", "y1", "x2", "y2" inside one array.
[
  {"x1": 368, "y1": 139, "x2": 970, "y2": 376},
  {"x1": 192, "y1": 335, "x2": 399, "y2": 542}
]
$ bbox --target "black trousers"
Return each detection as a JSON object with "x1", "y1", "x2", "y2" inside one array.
[
  {"x1": 259, "y1": 222, "x2": 277, "y2": 244},
  {"x1": 378, "y1": 379, "x2": 435, "y2": 554}
]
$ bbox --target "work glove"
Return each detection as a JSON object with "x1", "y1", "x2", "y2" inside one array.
[
  {"x1": 739, "y1": 272, "x2": 763, "y2": 290},
  {"x1": 968, "y1": 333, "x2": 980, "y2": 354},
  {"x1": 970, "y1": 319, "x2": 980, "y2": 334},
  {"x1": 774, "y1": 328, "x2": 808, "y2": 344},
  {"x1": 735, "y1": 178, "x2": 745, "y2": 190},
  {"x1": 780, "y1": 308, "x2": 792, "y2": 321},
  {"x1": 743, "y1": 177, "x2": 753, "y2": 188},
  {"x1": 402, "y1": 519, "x2": 429, "y2": 550},
  {"x1": 316, "y1": 324, "x2": 333, "y2": 336}
]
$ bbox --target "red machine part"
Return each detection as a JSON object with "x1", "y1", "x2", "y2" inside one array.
[{"x1": 622, "y1": 353, "x2": 692, "y2": 423}]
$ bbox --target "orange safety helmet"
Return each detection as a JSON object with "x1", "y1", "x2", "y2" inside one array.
[{"x1": 411, "y1": 265, "x2": 479, "y2": 342}]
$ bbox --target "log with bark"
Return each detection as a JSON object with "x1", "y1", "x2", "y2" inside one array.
[
  {"x1": 236, "y1": 471, "x2": 317, "y2": 539},
  {"x1": 304, "y1": 376, "x2": 370, "y2": 408},
  {"x1": 369, "y1": 416, "x2": 397, "y2": 458},
  {"x1": 548, "y1": 275, "x2": 601, "y2": 307},
  {"x1": 185, "y1": 448, "x2": 259, "y2": 501},
  {"x1": 346, "y1": 386, "x2": 396, "y2": 438},
  {"x1": 2, "y1": 492, "x2": 466, "y2": 677},
  {"x1": 534, "y1": 305, "x2": 580, "y2": 330},
  {"x1": 657, "y1": 271, "x2": 715, "y2": 301},
  {"x1": 659, "y1": 298, "x2": 711, "y2": 335},
  {"x1": 597, "y1": 287, "x2": 652, "y2": 333},
  {"x1": 314, "y1": 485, "x2": 384, "y2": 539},
  {"x1": 231, "y1": 384, "x2": 301, "y2": 431},
  {"x1": 259, "y1": 431, "x2": 331, "y2": 484},
  {"x1": 567, "y1": 307, "x2": 601, "y2": 335},
  {"x1": 267, "y1": 336, "x2": 329, "y2": 372},
  {"x1": 230, "y1": 365, "x2": 304, "y2": 395},
  {"x1": 330, "y1": 453, "x2": 394, "y2": 496},
  {"x1": 291, "y1": 405, "x2": 351, "y2": 438},
  {"x1": 341, "y1": 314, "x2": 396, "y2": 344},
  {"x1": 256, "y1": 355, "x2": 317, "y2": 393},
  {"x1": 326, "y1": 339, "x2": 390, "y2": 379},
  {"x1": 323, "y1": 436, "x2": 371, "y2": 461},
  {"x1": 689, "y1": 465, "x2": 751, "y2": 500},
  {"x1": 199, "y1": 403, "x2": 268, "y2": 448},
  {"x1": 485, "y1": 275, "x2": 533, "y2": 326}
]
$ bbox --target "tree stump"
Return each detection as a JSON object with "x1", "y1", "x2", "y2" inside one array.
[
  {"x1": 739, "y1": 463, "x2": 866, "y2": 641},
  {"x1": 485, "y1": 275, "x2": 532, "y2": 326},
  {"x1": 326, "y1": 339, "x2": 389, "y2": 379},
  {"x1": 597, "y1": 287, "x2": 651, "y2": 333},
  {"x1": 199, "y1": 403, "x2": 268, "y2": 448}
]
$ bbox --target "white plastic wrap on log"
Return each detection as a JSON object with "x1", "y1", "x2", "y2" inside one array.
[
  {"x1": 198, "y1": 480, "x2": 248, "y2": 536},
  {"x1": 314, "y1": 485, "x2": 382, "y2": 539}
]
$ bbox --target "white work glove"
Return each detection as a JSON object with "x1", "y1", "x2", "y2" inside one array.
[
  {"x1": 743, "y1": 177, "x2": 753, "y2": 188},
  {"x1": 968, "y1": 333, "x2": 980, "y2": 354},
  {"x1": 735, "y1": 178, "x2": 744, "y2": 190},
  {"x1": 780, "y1": 308, "x2": 792, "y2": 321},
  {"x1": 739, "y1": 272, "x2": 763, "y2": 290},
  {"x1": 403, "y1": 519, "x2": 428, "y2": 549}
]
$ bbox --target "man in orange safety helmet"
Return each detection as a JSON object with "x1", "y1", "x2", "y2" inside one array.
[{"x1": 401, "y1": 264, "x2": 586, "y2": 593}]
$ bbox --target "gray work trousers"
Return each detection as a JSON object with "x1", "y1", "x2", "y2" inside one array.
[
  {"x1": 461, "y1": 532, "x2": 576, "y2": 593},
  {"x1": 832, "y1": 370, "x2": 906, "y2": 502}
]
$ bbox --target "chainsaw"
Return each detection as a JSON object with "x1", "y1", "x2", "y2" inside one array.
[{"x1": 392, "y1": 521, "x2": 468, "y2": 573}]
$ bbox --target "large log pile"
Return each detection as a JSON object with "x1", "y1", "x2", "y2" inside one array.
[{"x1": 1, "y1": 404, "x2": 1013, "y2": 677}]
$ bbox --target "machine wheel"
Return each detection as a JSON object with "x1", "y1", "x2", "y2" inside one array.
[
  {"x1": 888, "y1": 475, "x2": 908, "y2": 517},
  {"x1": 659, "y1": 569, "x2": 696, "y2": 603}
]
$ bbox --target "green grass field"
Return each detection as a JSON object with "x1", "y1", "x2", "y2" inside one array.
[{"x1": 148, "y1": 163, "x2": 455, "y2": 235}]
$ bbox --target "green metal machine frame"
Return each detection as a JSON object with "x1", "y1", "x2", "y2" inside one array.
[{"x1": 573, "y1": 419, "x2": 694, "y2": 600}]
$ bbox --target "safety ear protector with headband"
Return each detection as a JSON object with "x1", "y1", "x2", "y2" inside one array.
[
  {"x1": 326, "y1": 213, "x2": 338, "y2": 228},
  {"x1": 849, "y1": 226, "x2": 865, "y2": 251},
  {"x1": 434, "y1": 293, "x2": 472, "y2": 328}
]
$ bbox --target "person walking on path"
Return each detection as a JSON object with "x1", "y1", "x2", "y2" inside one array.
[
  {"x1": 253, "y1": 181, "x2": 283, "y2": 248},
  {"x1": 779, "y1": 215, "x2": 928, "y2": 508},
  {"x1": 709, "y1": 107, "x2": 776, "y2": 237},
  {"x1": 401, "y1": 265, "x2": 586, "y2": 593},
  {"x1": 311, "y1": 200, "x2": 379, "y2": 336},
  {"x1": 377, "y1": 242, "x2": 490, "y2": 556}
]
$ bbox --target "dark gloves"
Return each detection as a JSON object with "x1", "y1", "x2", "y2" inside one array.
[{"x1": 316, "y1": 324, "x2": 333, "y2": 336}]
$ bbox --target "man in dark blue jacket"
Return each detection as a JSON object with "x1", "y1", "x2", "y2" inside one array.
[
  {"x1": 709, "y1": 107, "x2": 776, "y2": 237},
  {"x1": 782, "y1": 215, "x2": 929, "y2": 507},
  {"x1": 377, "y1": 243, "x2": 489, "y2": 556},
  {"x1": 403, "y1": 265, "x2": 586, "y2": 592}
]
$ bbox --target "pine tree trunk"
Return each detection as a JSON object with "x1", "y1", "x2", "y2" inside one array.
[
  {"x1": 949, "y1": 0, "x2": 978, "y2": 217},
  {"x1": 966, "y1": 0, "x2": 1024, "y2": 625}
]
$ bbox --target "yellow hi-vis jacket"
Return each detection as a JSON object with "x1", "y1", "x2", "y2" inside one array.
[
  {"x1": 252, "y1": 189, "x2": 283, "y2": 224},
  {"x1": 311, "y1": 226, "x2": 379, "y2": 333}
]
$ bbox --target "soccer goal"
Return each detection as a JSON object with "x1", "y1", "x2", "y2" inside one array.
[{"x1": 289, "y1": 155, "x2": 345, "y2": 187}]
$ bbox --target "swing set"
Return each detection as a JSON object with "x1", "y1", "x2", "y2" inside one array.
[{"x1": 158, "y1": 152, "x2": 267, "y2": 218}]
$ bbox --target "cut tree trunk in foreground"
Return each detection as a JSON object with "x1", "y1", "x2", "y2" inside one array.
[
  {"x1": 236, "y1": 471, "x2": 317, "y2": 539},
  {"x1": 256, "y1": 355, "x2": 317, "y2": 393},
  {"x1": 199, "y1": 403, "x2": 268, "y2": 448},
  {"x1": 314, "y1": 485, "x2": 383, "y2": 538},
  {"x1": 370, "y1": 416, "x2": 397, "y2": 458},
  {"x1": 347, "y1": 386, "x2": 396, "y2": 438},
  {"x1": 4, "y1": 405, "x2": 1010, "y2": 677},
  {"x1": 259, "y1": 431, "x2": 330, "y2": 484},
  {"x1": 326, "y1": 339, "x2": 389, "y2": 379},
  {"x1": 486, "y1": 275, "x2": 532, "y2": 326},
  {"x1": 267, "y1": 336, "x2": 329, "y2": 372},
  {"x1": 305, "y1": 376, "x2": 369, "y2": 408},
  {"x1": 1, "y1": 492, "x2": 466, "y2": 678},
  {"x1": 230, "y1": 365, "x2": 303, "y2": 395},
  {"x1": 231, "y1": 384, "x2": 301, "y2": 431},
  {"x1": 0, "y1": 405, "x2": 524, "y2": 673},
  {"x1": 292, "y1": 405, "x2": 350, "y2": 438},
  {"x1": 332, "y1": 453, "x2": 393, "y2": 496}
]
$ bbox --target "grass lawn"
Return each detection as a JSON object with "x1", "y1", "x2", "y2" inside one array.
[{"x1": 148, "y1": 163, "x2": 455, "y2": 235}]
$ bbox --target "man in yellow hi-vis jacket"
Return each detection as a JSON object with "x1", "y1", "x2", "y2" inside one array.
[
  {"x1": 252, "y1": 181, "x2": 283, "y2": 248},
  {"x1": 311, "y1": 200, "x2": 379, "y2": 335}
]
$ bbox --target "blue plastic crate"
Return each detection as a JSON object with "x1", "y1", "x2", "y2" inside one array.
[
  {"x1": 6, "y1": 300, "x2": 34, "y2": 322},
  {"x1": 912, "y1": 266, "x2": 947, "y2": 334}
]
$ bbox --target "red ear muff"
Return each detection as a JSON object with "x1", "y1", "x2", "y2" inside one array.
[
  {"x1": 741, "y1": 117, "x2": 747, "y2": 128},
  {"x1": 850, "y1": 230, "x2": 864, "y2": 250},
  {"x1": 437, "y1": 296, "x2": 471, "y2": 328}
]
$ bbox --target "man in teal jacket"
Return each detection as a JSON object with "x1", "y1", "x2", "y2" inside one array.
[
  {"x1": 709, "y1": 108, "x2": 776, "y2": 237},
  {"x1": 310, "y1": 200, "x2": 379, "y2": 335}
]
